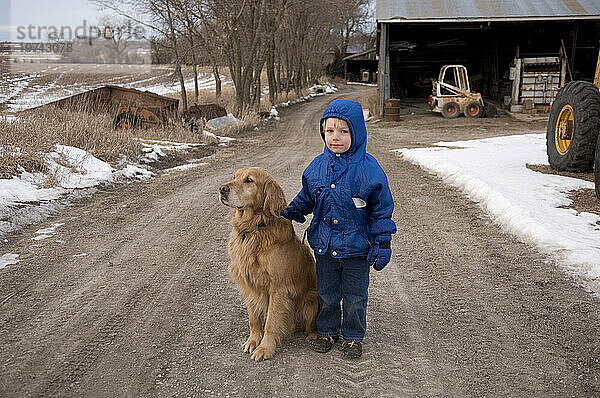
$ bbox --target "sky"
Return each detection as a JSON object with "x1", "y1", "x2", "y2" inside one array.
[{"x1": 0, "y1": 0, "x2": 125, "y2": 41}]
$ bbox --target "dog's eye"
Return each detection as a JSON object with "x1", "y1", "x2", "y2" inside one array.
[{"x1": 245, "y1": 178, "x2": 253, "y2": 183}]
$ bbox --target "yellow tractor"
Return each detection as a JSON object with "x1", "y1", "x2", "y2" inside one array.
[{"x1": 547, "y1": 48, "x2": 600, "y2": 199}]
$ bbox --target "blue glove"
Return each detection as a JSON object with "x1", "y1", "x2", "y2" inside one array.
[
  {"x1": 367, "y1": 235, "x2": 392, "y2": 271},
  {"x1": 280, "y1": 207, "x2": 306, "y2": 223}
]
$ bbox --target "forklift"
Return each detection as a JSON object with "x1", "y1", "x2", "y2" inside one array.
[{"x1": 428, "y1": 65, "x2": 486, "y2": 118}]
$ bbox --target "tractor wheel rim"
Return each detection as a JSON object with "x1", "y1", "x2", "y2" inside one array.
[
  {"x1": 448, "y1": 105, "x2": 456, "y2": 115},
  {"x1": 468, "y1": 105, "x2": 478, "y2": 116},
  {"x1": 554, "y1": 105, "x2": 574, "y2": 155}
]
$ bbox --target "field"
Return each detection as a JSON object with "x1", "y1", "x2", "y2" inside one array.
[{"x1": 0, "y1": 62, "x2": 229, "y2": 114}]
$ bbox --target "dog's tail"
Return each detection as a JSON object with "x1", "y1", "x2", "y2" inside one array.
[{"x1": 298, "y1": 290, "x2": 319, "y2": 337}]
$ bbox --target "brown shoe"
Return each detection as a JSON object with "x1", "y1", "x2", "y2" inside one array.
[
  {"x1": 341, "y1": 341, "x2": 363, "y2": 358},
  {"x1": 312, "y1": 336, "x2": 334, "y2": 353}
]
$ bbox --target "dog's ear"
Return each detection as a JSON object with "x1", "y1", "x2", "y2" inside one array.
[{"x1": 262, "y1": 177, "x2": 286, "y2": 218}]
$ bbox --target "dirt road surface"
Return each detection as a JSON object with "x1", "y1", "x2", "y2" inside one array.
[{"x1": 1, "y1": 85, "x2": 599, "y2": 397}]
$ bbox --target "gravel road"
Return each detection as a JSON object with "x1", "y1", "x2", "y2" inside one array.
[{"x1": 1, "y1": 85, "x2": 599, "y2": 397}]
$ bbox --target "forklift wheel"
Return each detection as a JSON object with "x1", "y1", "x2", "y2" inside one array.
[
  {"x1": 441, "y1": 101, "x2": 460, "y2": 118},
  {"x1": 465, "y1": 101, "x2": 482, "y2": 118}
]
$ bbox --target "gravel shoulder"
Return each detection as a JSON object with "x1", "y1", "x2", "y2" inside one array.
[{"x1": 0, "y1": 85, "x2": 598, "y2": 397}]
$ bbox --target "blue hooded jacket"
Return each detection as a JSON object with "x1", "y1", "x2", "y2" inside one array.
[{"x1": 285, "y1": 99, "x2": 396, "y2": 258}]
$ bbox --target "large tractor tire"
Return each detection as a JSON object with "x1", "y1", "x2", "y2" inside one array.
[
  {"x1": 594, "y1": 136, "x2": 600, "y2": 199},
  {"x1": 547, "y1": 81, "x2": 600, "y2": 171}
]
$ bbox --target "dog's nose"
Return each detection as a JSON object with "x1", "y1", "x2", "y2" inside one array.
[{"x1": 219, "y1": 185, "x2": 230, "y2": 193}]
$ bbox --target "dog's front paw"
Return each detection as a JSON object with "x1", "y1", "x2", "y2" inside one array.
[
  {"x1": 305, "y1": 331, "x2": 318, "y2": 342},
  {"x1": 242, "y1": 336, "x2": 261, "y2": 354},
  {"x1": 250, "y1": 343, "x2": 275, "y2": 361}
]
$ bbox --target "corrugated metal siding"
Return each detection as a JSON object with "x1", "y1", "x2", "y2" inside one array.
[{"x1": 376, "y1": 0, "x2": 600, "y2": 21}]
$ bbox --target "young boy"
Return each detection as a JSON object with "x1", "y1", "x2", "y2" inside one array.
[{"x1": 281, "y1": 98, "x2": 396, "y2": 358}]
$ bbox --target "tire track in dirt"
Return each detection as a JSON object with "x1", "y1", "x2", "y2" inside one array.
[
  {"x1": 40, "y1": 283, "x2": 149, "y2": 397},
  {"x1": 0, "y1": 168, "x2": 227, "y2": 396},
  {"x1": 366, "y1": 131, "x2": 600, "y2": 396},
  {"x1": 2, "y1": 85, "x2": 599, "y2": 397}
]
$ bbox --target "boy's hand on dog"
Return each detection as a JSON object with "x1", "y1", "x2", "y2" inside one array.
[
  {"x1": 368, "y1": 235, "x2": 392, "y2": 271},
  {"x1": 280, "y1": 207, "x2": 306, "y2": 223}
]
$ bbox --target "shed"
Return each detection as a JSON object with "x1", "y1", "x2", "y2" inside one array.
[
  {"x1": 376, "y1": 0, "x2": 600, "y2": 116},
  {"x1": 32, "y1": 85, "x2": 179, "y2": 115},
  {"x1": 342, "y1": 49, "x2": 378, "y2": 83}
]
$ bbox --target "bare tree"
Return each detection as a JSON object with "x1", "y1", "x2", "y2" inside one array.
[
  {"x1": 96, "y1": 15, "x2": 135, "y2": 64},
  {"x1": 93, "y1": 0, "x2": 374, "y2": 115},
  {"x1": 94, "y1": 0, "x2": 189, "y2": 111}
]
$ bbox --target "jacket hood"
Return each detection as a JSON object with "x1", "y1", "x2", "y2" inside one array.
[{"x1": 320, "y1": 99, "x2": 366, "y2": 160}]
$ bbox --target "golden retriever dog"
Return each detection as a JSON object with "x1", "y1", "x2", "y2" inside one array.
[{"x1": 219, "y1": 167, "x2": 318, "y2": 361}]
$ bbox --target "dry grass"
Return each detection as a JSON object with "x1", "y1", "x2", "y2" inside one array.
[
  {"x1": 133, "y1": 119, "x2": 212, "y2": 145},
  {"x1": 170, "y1": 73, "x2": 315, "y2": 115},
  {"x1": 1, "y1": 107, "x2": 140, "y2": 180},
  {"x1": 0, "y1": 105, "x2": 212, "y2": 182}
]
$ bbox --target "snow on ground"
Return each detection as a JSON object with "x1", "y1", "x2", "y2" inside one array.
[
  {"x1": 0, "y1": 253, "x2": 19, "y2": 270},
  {"x1": 347, "y1": 81, "x2": 378, "y2": 87},
  {"x1": 394, "y1": 133, "x2": 600, "y2": 294},
  {"x1": 0, "y1": 83, "x2": 338, "y2": 268},
  {"x1": 133, "y1": 73, "x2": 228, "y2": 96},
  {"x1": 276, "y1": 83, "x2": 338, "y2": 109},
  {"x1": 31, "y1": 223, "x2": 65, "y2": 241},
  {"x1": 202, "y1": 130, "x2": 237, "y2": 144},
  {"x1": 0, "y1": 138, "x2": 212, "y2": 239},
  {"x1": 1, "y1": 65, "x2": 231, "y2": 112},
  {"x1": 163, "y1": 161, "x2": 208, "y2": 175}
]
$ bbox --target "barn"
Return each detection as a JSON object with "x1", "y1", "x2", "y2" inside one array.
[{"x1": 376, "y1": 0, "x2": 600, "y2": 117}]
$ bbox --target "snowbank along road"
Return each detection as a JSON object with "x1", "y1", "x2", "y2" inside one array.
[{"x1": 0, "y1": 85, "x2": 599, "y2": 397}]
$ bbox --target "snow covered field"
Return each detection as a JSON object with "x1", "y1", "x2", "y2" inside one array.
[
  {"x1": 395, "y1": 133, "x2": 600, "y2": 294},
  {"x1": 0, "y1": 63, "x2": 231, "y2": 113}
]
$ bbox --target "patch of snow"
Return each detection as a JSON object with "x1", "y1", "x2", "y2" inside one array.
[
  {"x1": 163, "y1": 162, "x2": 208, "y2": 175},
  {"x1": 114, "y1": 165, "x2": 155, "y2": 180},
  {"x1": 203, "y1": 130, "x2": 236, "y2": 143},
  {"x1": 394, "y1": 133, "x2": 600, "y2": 293},
  {"x1": 347, "y1": 81, "x2": 378, "y2": 87},
  {"x1": 31, "y1": 222, "x2": 64, "y2": 241},
  {"x1": 0, "y1": 177, "x2": 63, "y2": 206},
  {"x1": 1, "y1": 115, "x2": 19, "y2": 123},
  {"x1": 135, "y1": 73, "x2": 230, "y2": 96},
  {"x1": 48, "y1": 145, "x2": 114, "y2": 189},
  {"x1": 308, "y1": 83, "x2": 338, "y2": 95},
  {"x1": 141, "y1": 146, "x2": 166, "y2": 163},
  {"x1": 0, "y1": 253, "x2": 19, "y2": 270}
]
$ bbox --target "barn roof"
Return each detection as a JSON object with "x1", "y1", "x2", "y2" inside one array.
[{"x1": 377, "y1": 0, "x2": 600, "y2": 23}]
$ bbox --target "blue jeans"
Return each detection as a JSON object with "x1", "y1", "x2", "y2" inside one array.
[{"x1": 315, "y1": 253, "x2": 370, "y2": 342}]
